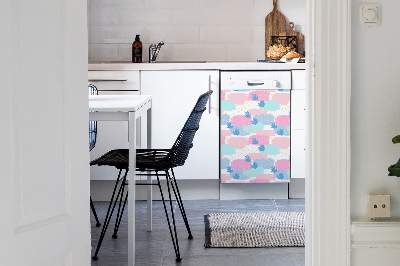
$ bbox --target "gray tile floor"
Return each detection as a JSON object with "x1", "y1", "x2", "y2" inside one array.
[{"x1": 91, "y1": 199, "x2": 305, "y2": 266}]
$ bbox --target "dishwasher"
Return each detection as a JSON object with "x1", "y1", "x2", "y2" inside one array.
[{"x1": 220, "y1": 71, "x2": 291, "y2": 184}]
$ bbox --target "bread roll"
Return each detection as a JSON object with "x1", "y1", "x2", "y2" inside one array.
[
  {"x1": 267, "y1": 44, "x2": 292, "y2": 60},
  {"x1": 284, "y1": 52, "x2": 304, "y2": 58}
]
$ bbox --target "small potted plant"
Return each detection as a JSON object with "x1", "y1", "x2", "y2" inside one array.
[{"x1": 388, "y1": 135, "x2": 400, "y2": 176}]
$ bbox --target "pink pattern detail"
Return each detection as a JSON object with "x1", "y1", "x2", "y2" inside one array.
[
  {"x1": 275, "y1": 115, "x2": 290, "y2": 126},
  {"x1": 248, "y1": 135, "x2": 269, "y2": 145},
  {"x1": 251, "y1": 174, "x2": 276, "y2": 183},
  {"x1": 231, "y1": 115, "x2": 251, "y2": 126},
  {"x1": 275, "y1": 159, "x2": 290, "y2": 170},
  {"x1": 221, "y1": 130, "x2": 231, "y2": 145},
  {"x1": 272, "y1": 137, "x2": 290, "y2": 149},
  {"x1": 228, "y1": 137, "x2": 249, "y2": 149},
  {"x1": 248, "y1": 91, "x2": 269, "y2": 101},
  {"x1": 221, "y1": 90, "x2": 227, "y2": 100},
  {"x1": 272, "y1": 93, "x2": 290, "y2": 105},
  {"x1": 248, "y1": 153, "x2": 269, "y2": 160},
  {"x1": 231, "y1": 159, "x2": 252, "y2": 170},
  {"x1": 248, "y1": 109, "x2": 268, "y2": 116},
  {"x1": 255, "y1": 130, "x2": 276, "y2": 137},
  {"x1": 221, "y1": 174, "x2": 231, "y2": 183},
  {"x1": 228, "y1": 93, "x2": 248, "y2": 105},
  {"x1": 221, "y1": 130, "x2": 231, "y2": 137}
]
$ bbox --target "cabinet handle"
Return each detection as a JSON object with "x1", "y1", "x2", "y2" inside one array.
[
  {"x1": 88, "y1": 79, "x2": 127, "y2": 82},
  {"x1": 247, "y1": 81, "x2": 264, "y2": 86},
  {"x1": 208, "y1": 75, "x2": 211, "y2": 114},
  {"x1": 272, "y1": 80, "x2": 280, "y2": 87}
]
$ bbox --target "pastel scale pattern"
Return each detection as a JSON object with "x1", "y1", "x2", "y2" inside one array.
[{"x1": 221, "y1": 89, "x2": 290, "y2": 183}]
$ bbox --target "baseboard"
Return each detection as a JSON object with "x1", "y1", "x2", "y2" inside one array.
[
  {"x1": 351, "y1": 220, "x2": 400, "y2": 266},
  {"x1": 289, "y1": 178, "x2": 305, "y2": 198},
  {"x1": 91, "y1": 179, "x2": 306, "y2": 201},
  {"x1": 220, "y1": 183, "x2": 289, "y2": 200}
]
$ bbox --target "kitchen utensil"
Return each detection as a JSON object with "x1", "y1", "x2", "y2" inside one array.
[
  {"x1": 279, "y1": 22, "x2": 304, "y2": 52},
  {"x1": 265, "y1": 0, "x2": 287, "y2": 59}
]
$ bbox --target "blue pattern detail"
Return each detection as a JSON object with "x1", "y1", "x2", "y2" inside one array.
[{"x1": 251, "y1": 138, "x2": 259, "y2": 144}]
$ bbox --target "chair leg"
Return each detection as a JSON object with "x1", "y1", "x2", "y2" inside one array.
[
  {"x1": 92, "y1": 169, "x2": 128, "y2": 261},
  {"x1": 168, "y1": 169, "x2": 193, "y2": 239},
  {"x1": 112, "y1": 178, "x2": 128, "y2": 239},
  {"x1": 90, "y1": 196, "x2": 101, "y2": 227},
  {"x1": 156, "y1": 171, "x2": 182, "y2": 262}
]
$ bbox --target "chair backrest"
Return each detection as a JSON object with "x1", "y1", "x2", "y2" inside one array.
[
  {"x1": 89, "y1": 84, "x2": 98, "y2": 151},
  {"x1": 163, "y1": 90, "x2": 213, "y2": 169}
]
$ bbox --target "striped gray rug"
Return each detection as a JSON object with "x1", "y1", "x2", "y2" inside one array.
[{"x1": 204, "y1": 212, "x2": 305, "y2": 248}]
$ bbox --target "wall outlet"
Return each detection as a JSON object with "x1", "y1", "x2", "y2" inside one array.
[{"x1": 367, "y1": 194, "x2": 391, "y2": 219}]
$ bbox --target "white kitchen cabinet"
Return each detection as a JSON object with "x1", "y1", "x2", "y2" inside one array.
[
  {"x1": 291, "y1": 129, "x2": 306, "y2": 179},
  {"x1": 88, "y1": 71, "x2": 140, "y2": 91},
  {"x1": 88, "y1": 71, "x2": 142, "y2": 180},
  {"x1": 292, "y1": 70, "x2": 306, "y2": 90},
  {"x1": 141, "y1": 70, "x2": 219, "y2": 180},
  {"x1": 291, "y1": 70, "x2": 306, "y2": 179},
  {"x1": 291, "y1": 90, "x2": 306, "y2": 130}
]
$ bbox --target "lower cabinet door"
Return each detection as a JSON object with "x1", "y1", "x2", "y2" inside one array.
[
  {"x1": 291, "y1": 90, "x2": 306, "y2": 130},
  {"x1": 141, "y1": 70, "x2": 220, "y2": 180},
  {"x1": 291, "y1": 129, "x2": 306, "y2": 179}
]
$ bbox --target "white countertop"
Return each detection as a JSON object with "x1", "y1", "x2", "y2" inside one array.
[
  {"x1": 89, "y1": 95, "x2": 152, "y2": 112},
  {"x1": 89, "y1": 62, "x2": 306, "y2": 71}
]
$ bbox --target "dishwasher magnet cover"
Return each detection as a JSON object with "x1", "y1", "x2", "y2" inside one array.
[{"x1": 220, "y1": 89, "x2": 290, "y2": 184}]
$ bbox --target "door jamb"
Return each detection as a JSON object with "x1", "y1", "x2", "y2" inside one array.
[{"x1": 306, "y1": 0, "x2": 351, "y2": 265}]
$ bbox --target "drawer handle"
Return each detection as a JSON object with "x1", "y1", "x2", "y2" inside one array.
[
  {"x1": 88, "y1": 79, "x2": 127, "y2": 82},
  {"x1": 247, "y1": 81, "x2": 264, "y2": 86},
  {"x1": 208, "y1": 75, "x2": 211, "y2": 114}
]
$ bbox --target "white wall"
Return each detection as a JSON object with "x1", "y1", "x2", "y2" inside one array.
[
  {"x1": 351, "y1": 0, "x2": 400, "y2": 220},
  {"x1": 351, "y1": 1, "x2": 400, "y2": 264},
  {"x1": 87, "y1": 0, "x2": 305, "y2": 62}
]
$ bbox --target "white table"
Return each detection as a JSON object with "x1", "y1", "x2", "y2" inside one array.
[{"x1": 89, "y1": 95, "x2": 152, "y2": 266}]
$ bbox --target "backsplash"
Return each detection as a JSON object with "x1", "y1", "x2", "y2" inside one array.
[{"x1": 88, "y1": 0, "x2": 305, "y2": 62}]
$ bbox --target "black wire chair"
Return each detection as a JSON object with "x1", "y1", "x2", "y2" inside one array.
[
  {"x1": 89, "y1": 84, "x2": 101, "y2": 228},
  {"x1": 90, "y1": 90, "x2": 213, "y2": 262}
]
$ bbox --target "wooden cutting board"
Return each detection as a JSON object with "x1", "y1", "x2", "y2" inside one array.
[
  {"x1": 279, "y1": 22, "x2": 304, "y2": 52},
  {"x1": 265, "y1": 0, "x2": 286, "y2": 59}
]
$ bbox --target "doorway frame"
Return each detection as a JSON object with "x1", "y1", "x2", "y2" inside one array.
[{"x1": 306, "y1": 0, "x2": 351, "y2": 265}]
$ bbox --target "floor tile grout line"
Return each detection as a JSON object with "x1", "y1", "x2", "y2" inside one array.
[{"x1": 273, "y1": 199, "x2": 279, "y2": 212}]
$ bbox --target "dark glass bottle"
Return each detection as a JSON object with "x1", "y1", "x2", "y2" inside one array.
[{"x1": 132, "y1": 35, "x2": 142, "y2": 63}]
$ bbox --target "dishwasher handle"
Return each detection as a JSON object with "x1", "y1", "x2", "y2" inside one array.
[
  {"x1": 208, "y1": 75, "x2": 212, "y2": 114},
  {"x1": 88, "y1": 79, "x2": 127, "y2": 82},
  {"x1": 247, "y1": 81, "x2": 265, "y2": 86}
]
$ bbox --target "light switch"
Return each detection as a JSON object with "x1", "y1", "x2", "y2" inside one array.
[{"x1": 359, "y1": 3, "x2": 381, "y2": 26}]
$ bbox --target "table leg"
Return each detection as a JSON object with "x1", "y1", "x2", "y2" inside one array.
[
  {"x1": 128, "y1": 112, "x2": 136, "y2": 266},
  {"x1": 147, "y1": 105, "x2": 152, "y2": 232}
]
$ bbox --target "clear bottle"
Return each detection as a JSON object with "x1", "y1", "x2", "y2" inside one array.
[{"x1": 132, "y1": 35, "x2": 142, "y2": 63}]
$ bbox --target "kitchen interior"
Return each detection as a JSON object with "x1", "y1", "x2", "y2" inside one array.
[{"x1": 88, "y1": 0, "x2": 306, "y2": 265}]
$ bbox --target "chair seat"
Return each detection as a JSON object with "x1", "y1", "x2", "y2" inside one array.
[{"x1": 90, "y1": 148, "x2": 171, "y2": 171}]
